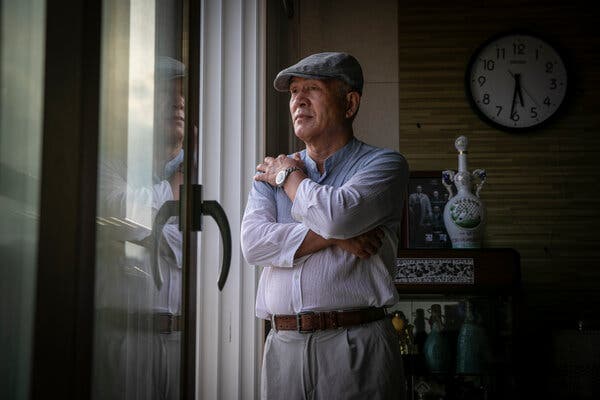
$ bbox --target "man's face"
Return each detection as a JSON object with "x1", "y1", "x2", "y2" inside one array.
[
  {"x1": 288, "y1": 77, "x2": 346, "y2": 142},
  {"x1": 158, "y1": 78, "x2": 185, "y2": 145}
]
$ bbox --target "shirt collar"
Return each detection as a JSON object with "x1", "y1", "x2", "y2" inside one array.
[{"x1": 303, "y1": 137, "x2": 359, "y2": 180}]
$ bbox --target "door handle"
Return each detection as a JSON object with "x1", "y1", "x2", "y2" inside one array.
[
  {"x1": 192, "y1": 185, "x2": 231, "y2": 291},
  {"x1": 151, "y1": 185, "x2": 232, "y2": 291},
  {"x1": 201, "y1": 200, "x2": 231, "y2": 291},
  {"x1": 151, "y1": 200, "x2": 179, "y2": 290}
]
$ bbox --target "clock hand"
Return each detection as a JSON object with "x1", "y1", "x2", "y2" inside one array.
[
  {"x1": 510, "y1": 74, "x2": 518, "y2": 119},
  {"x1": 520, "y1": 84, "x2": 540, "y2": 108},
  {"x1": 515, "y1": 74, "x2": 525, "y2": 107},
  {"x1": 508, "y1": 69, "x2": 539, "y2": 108}
]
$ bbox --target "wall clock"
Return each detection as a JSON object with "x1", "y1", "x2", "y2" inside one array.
[{"x1": 466, "y1": 32, "x2": 569, "y2": 131}]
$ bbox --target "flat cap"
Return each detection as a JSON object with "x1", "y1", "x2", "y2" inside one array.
[
  {"x1": 273, "y1": 52, "x2": 364, "y2": 94},
  {"x1": 157, "y1": 56, "x2": 186, "y2": 81}
]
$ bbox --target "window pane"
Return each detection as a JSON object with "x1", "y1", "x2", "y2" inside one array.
[
  {"x1": 92, "y1": 1, "x2": 185, "y2": 399},
  {"x1": 0, "y1": 0, "x2": 46, "y2": 399}
]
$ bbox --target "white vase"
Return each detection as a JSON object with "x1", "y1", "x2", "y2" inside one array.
[{"x1": 442, "y1": 136, "x2": 487, "y2": 248}]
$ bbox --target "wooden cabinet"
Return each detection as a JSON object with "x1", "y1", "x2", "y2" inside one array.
[{"x1": 391, "y1": 248, "x2": 520, "y2": 400}]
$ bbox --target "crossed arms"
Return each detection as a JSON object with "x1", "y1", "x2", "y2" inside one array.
[{"x1": 241, "y1": 150, "x2": 408, "y2": 268}]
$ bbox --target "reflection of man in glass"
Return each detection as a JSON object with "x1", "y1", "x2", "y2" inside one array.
[
  {"x1": 431, "y1": 204, "x2": 444, "y2": 231},
  {"x1": 155, "y1": 57, "x2": 186, "y2": 198},
  {"x1": 409, "y1": 185, "x2": 432, "y2": 228},
  {"x1": 430, "y1": 190, "x2": 445, "y2": 212},
  {"x1": 94, "y1": 56, "x2": 185, "y2": 400}
]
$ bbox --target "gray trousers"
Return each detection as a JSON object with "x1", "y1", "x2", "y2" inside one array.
[
  {"x1": 92, "y1": 323, "x2": 180, "y2": 400},
  {"x1": 261, "y1": 318, "x2": 407, "y2": 400}
]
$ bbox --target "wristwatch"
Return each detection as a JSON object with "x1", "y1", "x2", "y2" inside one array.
[{"x1": 275, "y1": 167, "x2": 301, "y2": 187}]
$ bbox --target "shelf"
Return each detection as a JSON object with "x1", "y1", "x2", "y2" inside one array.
[{"x1": 394, "y1": 248, "x2": 520, "y2": 295}]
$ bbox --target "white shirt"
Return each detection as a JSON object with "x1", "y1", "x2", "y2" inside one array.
[
  {"x1": 97, "y1": 157, "x2": 183, "y2": 314},
  {"x1": 241, "y1": 138, "x2": 409, "y2": 319}
]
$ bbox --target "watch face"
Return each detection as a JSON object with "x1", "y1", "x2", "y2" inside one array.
[
  {"x1": 275, "y1": 169, "x2": 286, "y2": 186},
  {"x1": 466, "y1": 32, "x2": 568, "y2": 131}
]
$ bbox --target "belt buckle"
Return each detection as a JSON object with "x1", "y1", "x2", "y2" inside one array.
[
  {"x1": 297, "y1": 311, "x2": 316, "y2": 333},
  {"x1": 329, "y1": 310, "x2": 339, "y2": 329},
  {"x1": 157, "y1": 312, "x2": 174, "y2": 334}
]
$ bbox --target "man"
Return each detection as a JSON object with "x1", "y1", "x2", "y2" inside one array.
[
  {"x1": 94, "y1": 56, "x2": 185, "y2": 400},
  {"x1": 430, "y1": 190, "x2": 445, "y2": 212},
  {"x1": 409, "y1": 185, "x2": 433, "y2": 247},
  {"x1": 409, "y1": 185, "x2": 432, "y2": 228},
  {"x1": 241, "y1": 52, "x2": 409, "y2": 399}
]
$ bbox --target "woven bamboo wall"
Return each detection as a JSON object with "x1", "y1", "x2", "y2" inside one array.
[
  {"x1": 270, "y1": 0, "x2": 600, "y2": 313},
  {"x1": 272, "y1": 0, "x2": 600, "y2": 315},
  {"x1": 397, "y1": 0, "x2": 600, "y2": 317},
  {"x1": 268, "y1": 0, "x2": 600, "y2": 394}
]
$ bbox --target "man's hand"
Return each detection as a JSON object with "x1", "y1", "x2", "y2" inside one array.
[
  {"x1": 333, "y1": 227, "x2": 385, "y2": 259},
  {"x1": 169, "y1": 163, "x2": 184, "y2": 200},
  {"x1": 255, "y1": 153, "x2": 305, "y2": 187},
  {"x1": 294, "y1": 227, "x2": 386, "y2": 260}
]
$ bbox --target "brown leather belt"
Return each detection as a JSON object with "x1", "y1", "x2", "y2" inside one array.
[
  {"x1": 154, "y1": 313, "x2": 183, "y2": 334},
  {"x1": 97, "y1": 309, "x2": 183, "y2": 334},
  {"x1": 271, "y1": 308, "x2": 387, "y2": 333}
]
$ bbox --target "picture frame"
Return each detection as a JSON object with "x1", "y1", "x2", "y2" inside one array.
[{"x1": 401, "y1": 171, "x2": 455, "y2": 249}]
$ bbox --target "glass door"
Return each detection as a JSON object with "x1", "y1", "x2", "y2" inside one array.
[
  {"x1": 91, "y1": 1, "x2": 230, "y2": 399},
  {"x1": 0, "y1": 1, "x2": 46, "y2": 399}
]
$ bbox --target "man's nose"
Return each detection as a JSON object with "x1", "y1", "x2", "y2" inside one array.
[
  {"x1": 291, "y1": 91, "x2": 308, "y2": 109},
  {"x1": 174, "y1": 95, "x2": 185, "y2": 110}
]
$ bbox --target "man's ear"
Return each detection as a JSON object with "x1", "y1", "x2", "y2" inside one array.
[{"x1": 345, "y1": 91, "x2": 360, "y2": 119}]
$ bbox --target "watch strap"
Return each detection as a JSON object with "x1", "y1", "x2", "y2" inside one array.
[{"x1": 277, "y1": 166, "x2": 301, "y2": 187}]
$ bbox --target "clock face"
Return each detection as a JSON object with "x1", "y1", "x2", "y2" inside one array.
[{"x1": 466, "y1": 33, "x2": 568, "y2": 130}]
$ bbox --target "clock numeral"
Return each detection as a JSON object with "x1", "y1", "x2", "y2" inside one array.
[
  {"x1": 513, "y1": 43, "x2": 525, "y2": 55},
  {"x1": 482, "y1": 59, "x2": 495, "y2": 71},
  {"x1": 530, "y1": 107, "x2": 538, "y2": 118},
  {"x1": 467, "y1": 34, "x2": 567, "y2": 130}
]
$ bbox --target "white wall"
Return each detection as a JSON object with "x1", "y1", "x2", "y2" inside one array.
[
  {"x1": 197, "y1": 1, "x2": 265, "y2": 399},
  {"x1": 270, "y1": 0, "x2": 400, "y2": 152}
]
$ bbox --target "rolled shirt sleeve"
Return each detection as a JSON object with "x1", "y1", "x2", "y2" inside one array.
[
  {"x1": 291, "y1": 151, "x2": 408, "y2": 239},
  {"x1": 98, "y1": 159, "x2": 175, "y2": 241},
  {"x1": 241, "y1": 180, "x2": 309, "y2": 268}
]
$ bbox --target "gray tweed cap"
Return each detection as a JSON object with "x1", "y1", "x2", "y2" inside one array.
[
  {"x1": 157, "y1": 56, "x2": 185, "y2": 81},
  {"x1": 273, "y1": 52, "x2": 364, "y2": 94}
]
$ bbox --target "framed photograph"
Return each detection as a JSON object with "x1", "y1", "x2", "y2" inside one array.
[{"x1": 402, "y1": 171, "x2": 454, "y2": 249}]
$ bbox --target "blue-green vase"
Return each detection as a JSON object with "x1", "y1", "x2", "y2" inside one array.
[
  {"x1": 423, "y1": 305, "x2": 452, "y2": 374},
  {"x1": 456, "y1": 301, "x2": 491, "y2": 375}
]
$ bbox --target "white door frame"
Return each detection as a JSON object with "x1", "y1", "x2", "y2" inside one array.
[{"x1": 196, "y1": 1, "x2": 266, "y2": 398}]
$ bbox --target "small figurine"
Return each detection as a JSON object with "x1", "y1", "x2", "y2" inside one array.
[{"x1": 391, "y1": 311, "x2": 417, "y2": 355}]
